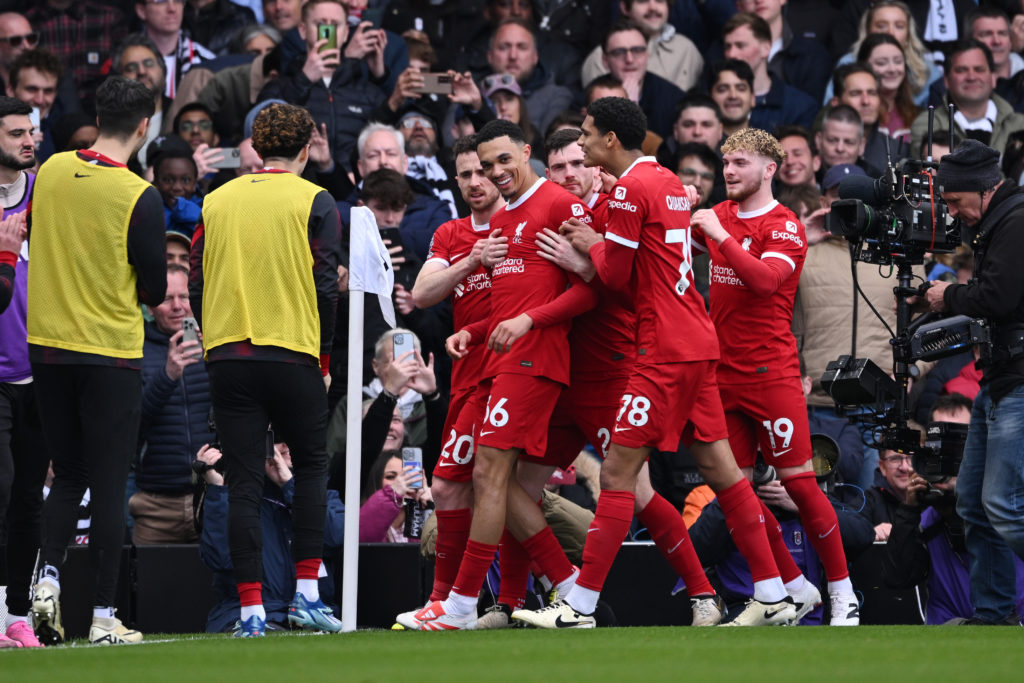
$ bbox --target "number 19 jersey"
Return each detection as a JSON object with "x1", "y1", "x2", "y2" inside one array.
[{"x1": 604, "y1": 158, "x2": 718, "y2": 363}]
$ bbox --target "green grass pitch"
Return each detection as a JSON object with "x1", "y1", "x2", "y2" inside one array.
[{"x1": 2, "y1": 626, "x2": 1021, "y2": 682}]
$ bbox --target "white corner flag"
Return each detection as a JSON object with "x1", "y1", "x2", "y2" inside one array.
[
  {"x1": 347, "y1": 205, "x2": 395, "y2": 326},
  {"x1": 340, "y1": 205, "x2": 394, "y2": 632}
]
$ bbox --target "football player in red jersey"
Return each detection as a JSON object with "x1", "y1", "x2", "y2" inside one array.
[
  {"x1": 514, "y1": 97, "x2": 795, "y2": 629},
  {"x1": 689, "y1": 128, "x2": 859, "y2": 625},
  {"x1": 401, "y1": 135, "x2": 504, "y2": 613},
  {"x1": 403, "y1": 120, "x2": 594, "y2": 631},
  {"x1": 533, "y1": 127, "x2": 726, "y2": 626}
]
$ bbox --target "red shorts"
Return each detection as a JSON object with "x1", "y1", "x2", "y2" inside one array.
[
  {"x1": 611, "y1": 360, "x2": 728, "y2": 452},
  {"x1": 477, "y1": 374, "x2": 562, "y2": 457},
  {"x1": 719, "y1": 375, "x2": 812, "y2": 469},
  {"x1": 536, "y1": 375, "x2": 627, "y2": 468},
  {"x1": 432, "y1": 381, "x2": 490, "y2": 483}
]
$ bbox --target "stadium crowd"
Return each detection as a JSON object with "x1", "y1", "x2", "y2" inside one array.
[{"x1": 2, "y1": 0, "x2": 1024, "y2": 645}]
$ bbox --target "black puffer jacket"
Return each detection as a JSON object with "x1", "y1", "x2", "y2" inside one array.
[
  {"x1": 258, "y1": 58, "x2": 388, "y2": 174},
  {"x1": 137, "y1": 321, "x2": 215, "y2": 494}
]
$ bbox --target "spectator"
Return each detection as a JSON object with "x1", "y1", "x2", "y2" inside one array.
[
  {"x1": 0, "y1": 13, "x2": 38, "y2": 97},
  {"x1": 362, "y1": 327, "x2": 440, "y2": 450},
  {"x1": 830, "y1": 0, "x2": 943, "y2": 107},
  {"x1": 581, "y1": 0, "x2": 703, "y2": 93},
  {"x1": 778, "y1": 182, "x2": 825, "y2": 232},
  {"x1": 481, "y1": 73, "x2": 542, "y2": 161},
  {"x1": 50, "y1": 111, "x2": 98, "y2": 152},
  {"x1": 484, "y1": 18, "x2": 573, "y2": 136},
  {"x1": 198, "y1": 440, "x2": 345, "y2": 633},
  {"x1": 598, "y1": 18, "x2": 685, "y2": 139},
  {"x1": 816, "y1": 105, "x2": 874, "y2": 176},
  {"x1": 340, "y1": 122, "x2": 450, "y2": 263},
  {"x1": 257, "y1": 0, "x2": 387, "y2": 178},
  {"x1": 183, "y1": 0, "x2": 256, "y2": 57},
  {"x1": 721, "y1": 13, "x2": 818, "y2": 131},
  {"x1": 820, "y1": 163, "x2": 867, "y2": 206},
  {"x1": 28, "y1": 76, "x2": 166, "y2": 646},
  {"x1": 147, "y1": 134, "x2": 202, "y2": 240},
  {"x1": 8, "y1": 49, "x2": 66, "y2": 163},
  {"x1": 775, "y1": 124, "x2": 820, "y2": 190},
  {"x1": 134, "y1": 0, "x2": 215, "y2": 99},
  {"x1": 857, "y1": 35, "x2": 917, "y2": 143},
  {"x1": 831, "y1": 60, "x2": 908, "y2": 176},
  {"x1": 111, "y1": 34, "x2": 171, "y2": 168},
  {"x1": 672, "y1": 141, "x2": 720, "y2": 211},
  {"x1": 173, "y1": 101, "x2": 218, "y2": 150},
  {"x1": 262, "y1": 0, "x2": 301, "y2": 33},
  {"x1": 734, "y1": 0, "x2": 833, "y2": 102},
  {"x1": 26, "y1": 2, "x2": 128, "y2": 112},
  {"x1": 0, "y1": 96, "x2": 45, "y2": 649},
  {"x1": 359, "y1": 445, "x2": 434, "y2": 543},
  {"x1": 398, "y1": 109, "x2": 458, "y2": 219},
  {"x1": 130, "y1": 263, "x2": 212, "y2": 545},
  {"x1": 165, "y1": 227, "x2": 190, "y2": 269},
  {"x1": 229, "y1": 23, "x2": 281, "y2": 57},
  {"x1": 708, "y1": 60, "x2": 756, "y2": 138},
  {"x1": 911, "y1": 39, "x2": 1024, "y2": 156},
  {"x1": 672, "y1": 95, "x2": 725, "y2": 152}
]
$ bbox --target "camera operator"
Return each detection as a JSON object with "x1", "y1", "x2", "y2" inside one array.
[
  {"x1": 881, "y1": 396, "x2": 1024, "y2": 625},
  {"x1": 924, "y1": 139, "x2": 1024, "y2": 626}
]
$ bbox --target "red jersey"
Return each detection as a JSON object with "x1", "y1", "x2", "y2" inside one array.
[
  {"x1": 702, "y1": 199, "x2": 805, "y2": 382},
  {"x1": 425, "y1": 216, "x2": 493, "y2": 392},
  {"x1": 485, "y1": 178, "x2": 590, "y2": 385},
  {"x1": 570, "y1": 192, "x2": 636, "y2": 378},
  {"x1": 596, "y1": 157, "x2": 718, "y2": 363}
]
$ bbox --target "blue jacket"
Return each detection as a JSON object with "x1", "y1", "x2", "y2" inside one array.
[
  {"x1": 750, "y1": 77, "x2": 819, "y2": 132},
  {"x1": 137, "y1": 321, "x2": 214, "y2": 494},
  {"x1": 199, "y1": 481, "x2": 345, "y2": 632}
]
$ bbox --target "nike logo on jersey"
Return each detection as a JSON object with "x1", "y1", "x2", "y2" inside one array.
[
  {"x1": 74, "y1": 172, "x2": 90, "y2": 178},
  {"x1": 818, "y1": 525, "x2": 837, "y2": 539},
  {"x1": 555, "y1": 614, "x2": 587, "y2": 628},
  {"x1": 772, "y1": 448, "x2": 792, "y2": 458},
  {"x1": 451, "y1": 252, "x2": 466, "y2": 261},
  {"x1": 667, "y1": 539, "x2": 685, "y2": 554},
  {"x1": 587, "y1": 527, "x2": 601, "y2": 534}
]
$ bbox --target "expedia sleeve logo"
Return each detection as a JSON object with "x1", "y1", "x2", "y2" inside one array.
[
  {"x1": 571, "y1": 203, "x2": 584, "y2": 217},
  {"x1": 614, "y1": 186, "x2": 627, "y2": 199},
  {"x1": 785, "y1": 220, "x2": 798, "y2": 233}
]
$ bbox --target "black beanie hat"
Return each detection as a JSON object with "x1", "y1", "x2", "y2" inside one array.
[{"x1": 937, "y1": 139, "x2": 1002, "y2": 192}]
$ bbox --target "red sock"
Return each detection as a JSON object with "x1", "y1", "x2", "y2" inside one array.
[
  {"x1": 497, "y1": 529, "x2": 531, "y2": 609},
  {"x1": 783, "y1": 472, "x2": 849, "y2": 582},
  {"x1": 759, "y1": 499, "x2": 803, "y2": 583},
  {"x1": 295, "y1": 558, "x2": 320, "y2": 581},
  {"x1": 716, "y1": 479, "x2": 779, "y2": 583},
  {"x1": 522, "y1": 526, "x2": 575, "y2": 587},
  {"x1": 450, "y1": 539, "x2": 498, "y2": 600},
  {"x1": 638, "y1": 493, "x2": 714, "y2": 596},
  {"x1": 431, "y1": 508, "x2": 472, "y2": 601},
  {"x1": 237, "y1": 581, "x2": 262, "y2": 607},
  {"x1": 576, "y1": 489, "x2": 635, "y2": 592}
]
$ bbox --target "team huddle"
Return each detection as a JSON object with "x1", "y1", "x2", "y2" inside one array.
[{"x1": 396, "y1": 97, "x2": 860, "y2": 631}]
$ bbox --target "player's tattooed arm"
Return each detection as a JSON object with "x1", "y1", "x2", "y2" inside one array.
[{"x1": 536, "y1": 227, "x2": 596, "y2": 281}]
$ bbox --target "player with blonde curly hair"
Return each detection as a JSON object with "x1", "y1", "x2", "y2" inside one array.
[{"x1": 690, "y1": 129, "x2": 860, "y2": 626}]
